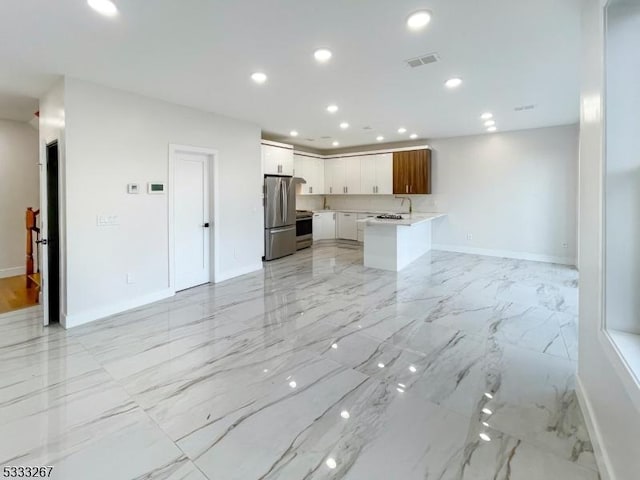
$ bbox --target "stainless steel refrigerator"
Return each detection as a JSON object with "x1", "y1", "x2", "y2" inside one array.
[{"x1": 264, "y1": 175, "x2": 296, "y2": 260}]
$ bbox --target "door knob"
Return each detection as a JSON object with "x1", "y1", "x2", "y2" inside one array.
[
  {"x1": 36, "y1": 239, "x2": 48, "y2": 245},
  {"x1": 203, "y1": 223, "x2": 210, "y2": 228}
]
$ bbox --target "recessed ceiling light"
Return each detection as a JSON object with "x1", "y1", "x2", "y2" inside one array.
[
  {"x1": 326, "y1": 104, "x2": 339, "y2": 113},
  {"x1": 289, "y1": 130, "x2": 299, "y2": 137},
  {"x1": 326, "y1": 458, "x2": 337, "y2": 469},
  {"x1": 397, "y1": 127, "x2": 407, "y2": 134},
  {"x1": 332, "y1": 141, "x2": 340, "y2": 147},
  {"x1": 479, "y1": 433, "x2": 491, "y2": 442},
  {"x1": 340, "y1": 122, "x2": 349, "y2": 129},
  {"x1": 481, "y1": 112, "x2": 493, "y2": 120},
  {"x1": 87, "y1": 0, "x2": 118, "y2": 16},
  {"x1": 445, "y1": 77, "x2": 463, "y2": 89},
  {"x1": 314, "y1": 48, "x2": 333, "y2": 63},
  {"x1": 376, "y1": 136, "x2": 384, "y2": 142},
  {"x1": 487, "y1": 126, "x2": 497, "y2": 132},
  {"x1": 484, "y1": 120, "x2": 495, "y2": 127},
  {"x1": 410, "y1": 133, "x2": 418, "y2": 140},
  {"x1": 251, "y1": 72, "x2": 267, "y2": 84},
  {"x1": 406, "y1": 10, "x2": 432, "y2": 30},
  {"x1": 340, "y1": 410, "x2": 350, "y2": 419}
]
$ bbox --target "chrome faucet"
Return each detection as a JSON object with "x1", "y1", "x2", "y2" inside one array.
[{"x1": 395, "y1": 196, "x2": 412, "y2": 214}]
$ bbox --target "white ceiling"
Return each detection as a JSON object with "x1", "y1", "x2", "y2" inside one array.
[{"x1": 0, "y1": 0, "x2": 582, "y2": 147}]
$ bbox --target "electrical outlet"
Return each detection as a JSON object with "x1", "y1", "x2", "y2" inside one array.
[
  {"x1": 562, "y1": 242, "x2": 568, "y2": 249},
  {"x1": 126, "y1": 273, "x2": 135, "y2": 284},
  {"x1": 466, "y1": 233, "x2": 473, "y2": 241}
]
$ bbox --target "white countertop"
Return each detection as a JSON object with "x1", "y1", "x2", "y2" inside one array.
[
  {"x1": 311, "y1": 209, "x2": 406, "y2": 215},
  {"x1": 356, "y1": 212, "x2": 446, "y2": 227}
]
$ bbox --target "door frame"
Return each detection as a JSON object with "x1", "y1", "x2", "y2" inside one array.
[
  {"x1": 39, "y1": 139, "x2": 64, "y2": 327},
  {"x1": 168, "y1": 144, "x2": 219, "y2": 293}
]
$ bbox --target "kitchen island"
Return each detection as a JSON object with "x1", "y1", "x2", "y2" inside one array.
[{"x1": 358, "y1": 213, "x2": 446, "y2": 271}]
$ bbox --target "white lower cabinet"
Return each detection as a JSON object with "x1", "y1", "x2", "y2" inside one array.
[
  {"x1": 313, "y1": 212, "x2": 336, "y2": 240},
  {"x1": 356, "y1": 214, "x2": 376, "y2": 242},
  {"x1": 337, "y1": 212, "x2": 358, "y2": 240}
]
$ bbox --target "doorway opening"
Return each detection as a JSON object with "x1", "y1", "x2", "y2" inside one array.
[
  {"x1": 0, "y1": 114, "x2": 40, "y2": 316},
  {"x1": 44, "y1": 141, "x2": 60, "y2": 325}
]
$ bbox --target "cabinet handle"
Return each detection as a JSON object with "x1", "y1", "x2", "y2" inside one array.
[
  {"x1": 410, "y1": 185, "x2": 412, "y2": 193},
  {"x1": 406, "y1": 185, "x2": 409, "y2": 193},
  {"x1": 373, "y1": 186, "x2": 375, "y2": 193},
  {"x1": 310, "y1": 186, "x2": 313, "y2": 194},
  {"x1": 330, "y1": 186, "x2": 333, "y2": 194}
]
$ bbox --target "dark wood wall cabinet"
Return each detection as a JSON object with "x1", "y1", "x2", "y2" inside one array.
[{"x1": 392, "y1": 149, "x2": 431, "y2": 194}]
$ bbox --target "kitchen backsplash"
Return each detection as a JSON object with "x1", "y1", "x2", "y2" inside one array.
[{"x1": 296, "y1": 195, "x2": 444, "y2": 213}]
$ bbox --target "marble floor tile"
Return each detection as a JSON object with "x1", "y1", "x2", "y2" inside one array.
[
  {"x1": 457, "y1": 421, "x2": 599, "y2": 480},
  {"x1": 474, "y1": 340, "x2": 596, "y2": 470},
  {"x1": 0, "y1": 245, "x2": 595, "y2": 480},
  {"x1": 181, "y1": 378, "x2": 468, "y2": 480},
  {"x1": 487, "y1": 301, "x2": 570, "y2": 359}
]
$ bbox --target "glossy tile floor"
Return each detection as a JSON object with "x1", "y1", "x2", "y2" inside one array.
[{"x1": 0, "y1": 245, "x2": 598, "y2": 480}]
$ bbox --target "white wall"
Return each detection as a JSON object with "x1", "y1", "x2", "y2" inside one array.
[
  {"x1": 0, "y1": 119, "x2": 39, "y2": 277},
  {"x1": 577, "y1": 1, "x2": 640, "y2": 479},
  {"x1": 604, "y1": 2, "x2": 640, "y2": 334},
  {"x1": 430, "y1": 125, "x2": 578, "y2": 264},
  {"x1": 63, "y1": 78, "x2": 262, "y2": 327},
  {"x1": 312, "y1": 125, "x2": 578, "y2": 265}
]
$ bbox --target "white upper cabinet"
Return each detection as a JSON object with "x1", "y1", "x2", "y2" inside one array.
[
  {"x1": 294, "y1": 155, "x2": 324, "y2": 195},
  {"x1": 262, "y1": 143, "x2": 294, "y2": 176},
  {"x1": 324, "y1": 158, "x2": 345, "y2": 195},
  {"x1": 375, "y1": 153, "x2": 393, "y2": 194},
  {"x1": 344, "y1": 156, "x2": 361, "y2": 194},
  {"x1": 296, "y1": 149, "x2": 403, "y2": 195},
  {"x1": 360, "y1": 153, "x2": 392, "y2": 194},
  {"x1": 360, "y1": 155, "x2": 377, "y2": 194},
  {"x1": 324, "y1": 157, "x2": 360, "y2": 194}
]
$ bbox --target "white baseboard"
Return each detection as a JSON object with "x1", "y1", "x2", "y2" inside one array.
[
  {"x1": 0, "y1": 266, "x2": 26, "y2": 279},
  {"x1": 215, "y1": 263, "x2": 263, "y2": 283},
  {"x1": 576, "y1": 376, "x2": 615, "y2": 480},
  {"x1": 63, "y1": 288, "x2": 174, "y2": 329},
  {"x1": 432, "y1": 244, "x2": 575, "y2": 266}
]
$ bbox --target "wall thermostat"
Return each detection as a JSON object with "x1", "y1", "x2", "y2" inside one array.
[
  {"x1": 127, "y1": 183, "x2": 140, "y2": 194},
  {"x1": 148, "y1": 182, "x2": 166, "y2": 194}
]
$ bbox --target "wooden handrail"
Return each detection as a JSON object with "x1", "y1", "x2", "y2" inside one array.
[{"x1": 26, "y1": 208, "x2": 40, "y2": 289}]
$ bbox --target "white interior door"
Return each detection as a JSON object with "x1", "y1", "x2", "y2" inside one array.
[
  {"x1": 174, "y1": 151, "x2": 210, "y2": 291},
  {"x1": 39, "y1": 143, "x2": 50, "y2": 326}
]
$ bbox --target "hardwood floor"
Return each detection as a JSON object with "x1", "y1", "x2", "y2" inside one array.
[{"x1": 0, "y1": 274, "x2": 39, "y2": 314}]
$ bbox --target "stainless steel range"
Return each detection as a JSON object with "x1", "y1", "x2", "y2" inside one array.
[{"x1": 295, "y1": 210, "x2": 313, "y2": 250}]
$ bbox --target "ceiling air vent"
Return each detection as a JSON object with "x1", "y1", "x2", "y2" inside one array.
[
  {"x1": 514, "y1": 104, "x2": 536, "y2": 111},
  {"x1": 406, "y1": 53, "x2": 440, "y2": 68}
]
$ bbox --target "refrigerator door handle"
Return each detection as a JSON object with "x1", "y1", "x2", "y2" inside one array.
[
  {"x1": 270, "y1": 225, "x2": 295, "y2": 234},
  {"x1": 281, "y1": 180, "x2": 286, "y2": 224}
]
